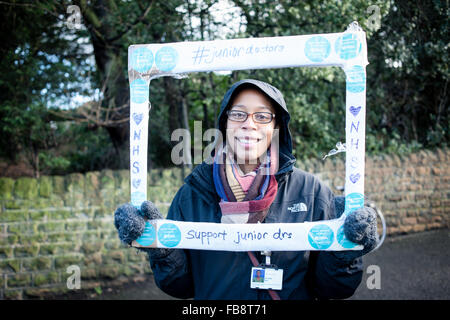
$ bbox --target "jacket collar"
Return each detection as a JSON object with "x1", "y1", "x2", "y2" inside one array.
[{"x1": 185, "y1": 148, "x2": 295, "y2": 204}]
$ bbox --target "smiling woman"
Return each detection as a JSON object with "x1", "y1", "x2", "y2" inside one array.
[
  {"x1": 225, "y1": 87, "x2": 278, "y2": 173},
  {"x1": 116, "y1": 78, "x2": 380, "y2": 300}
]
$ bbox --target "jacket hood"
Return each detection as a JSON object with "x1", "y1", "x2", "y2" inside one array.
[
  {"x1": 217, "y1": 79, "x2": 293, "y2": 157},
  {"x1": 185, "y1": 79, "x2": 296, "y2": 201}
]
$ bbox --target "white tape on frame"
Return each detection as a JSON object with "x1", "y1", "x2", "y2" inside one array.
[
  {"x1": 128, "y1": 22, "x2": 368, "y2": 251},
  {"x1": 129, "y1": 76, "x2": 150, "y2": 208}
]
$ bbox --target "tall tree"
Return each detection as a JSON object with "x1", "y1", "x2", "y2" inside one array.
[
  {"x1": 367, "y1": 0, "x2": 449, "y2": 149},
  {"x1": 1, "y1": 0, "x2": 447, "y2": 176},
  {"x1": 0, "y1": 0, "x2": 92, "y2": 176},
  {"x1": 73, "y1": 0, "x2": 153, "y2": 166}
]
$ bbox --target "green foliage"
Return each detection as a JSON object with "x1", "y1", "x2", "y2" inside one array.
[
  {"x1": 0, "y1": 102, "x2": 58, "y2": 175},
  {"x1": 230, "y1": 0, "x2": 448, "y2": 160},
  {"x1": 94, "y1": 286, "x2": 102, "y2": 295},
  {"x1": 64, "y1": 124, "x2": 117, "y2": 173},
  {"x1": 0, "y1": 0, "x2": 93, "y2": 175},
  {"x1": 0, "y1": 0, "x2": 447, "y2": 176},
  {"x1": 38, "y1": 153, "x2": 71, "y2": 174},
  {"x1": 366, "y1": 0, "x2": 449, "y2": 151}
]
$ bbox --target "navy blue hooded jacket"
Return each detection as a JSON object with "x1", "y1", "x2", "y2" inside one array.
[{"x1": 149, "y1": 79, "x2": 363, "y2": 300}]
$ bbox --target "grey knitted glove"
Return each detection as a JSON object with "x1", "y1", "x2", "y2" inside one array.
[
  {"x1": 333, "y1": 196, "x2": 379, "y2": 262},
  {"x1": 114, "y1": 201, "x2": 172, "y2": 259}
]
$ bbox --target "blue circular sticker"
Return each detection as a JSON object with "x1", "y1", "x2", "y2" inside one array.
[
  {"x1": 130, "y1": 47, "x2": 154, "y2": 73},
  {"x1": 335, "y1": 33, "x2": 362, "y2": 60},
  {"x1": 345, "y1": 192, "x2": 365, "y2": 214},
  {"x1": 155, "y1": 46, "x2": 178, "y2": 72},
  {"x1": 304, "y1": 36, "x2": 331, "y2": 62},
  {"x1": 130, "y1": 79, "x2": 149, "y2": 104},
  {"x1": 346, "y1": 65, "x2": 366, "y2": 93},
  {"x1": 135, "y1": 222, "x2": 156, "y2": 247},
  {"x1": 131, "y1": 191, "x2": 146, "y2": 208},
  {"x1": 337, "y1": 225, "x2": 358, "y2": 249},
  {"x1": 158, "y1": 223, "x2": 181, "y2": 247},
  {"x1": 308, "y1": 224, "x2": 334, "y2": 249}
]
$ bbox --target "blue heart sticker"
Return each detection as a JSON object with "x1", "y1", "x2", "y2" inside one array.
[
  {"x1": 349, "y1": 106, "x2": 361, "y2": 117},
  {"x1": 132, "y1": 178, "x2": 141, "y2": 189},
  {"x1": 350, "y1": 173, "x2": 361, "y2": 184},
  {"x1": 133, "y1": 113, "x2": 143, "y2": 125}
]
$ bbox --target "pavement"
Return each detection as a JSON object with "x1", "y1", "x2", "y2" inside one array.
[
  {"x1": 349, "y1": 228, "x2": 449, "y2": 300},
  {"x1": 59, "y1": 229, "x2": 450, "y2": 300}
]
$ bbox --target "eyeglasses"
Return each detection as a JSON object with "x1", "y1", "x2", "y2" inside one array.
[{"x1": 227, "y1": 109, "x2": 275, "y2": 124}]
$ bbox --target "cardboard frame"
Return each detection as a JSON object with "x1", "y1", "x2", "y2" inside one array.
[{"x1": 128, "y1": 22, "x2": 368, "y2": 251}]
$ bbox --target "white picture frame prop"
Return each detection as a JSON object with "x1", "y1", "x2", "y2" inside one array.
[{"x1": 129, "y1": 22, "x2": 368, "y2": 251}]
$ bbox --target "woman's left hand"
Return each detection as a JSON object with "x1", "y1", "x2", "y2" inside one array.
[{"x1": 333, "y1": 196, "x2": 379, "y2": 261}]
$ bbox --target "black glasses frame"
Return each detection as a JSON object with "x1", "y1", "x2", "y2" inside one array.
[{"x1": 226, "y1": 109, "x2": 275, "y2": 124}]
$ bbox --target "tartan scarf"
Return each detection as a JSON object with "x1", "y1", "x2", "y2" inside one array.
[{"x1": 213, "y1": 144, "x2": 278, "y2": 224}]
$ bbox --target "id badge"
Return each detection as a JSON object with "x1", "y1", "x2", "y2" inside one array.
[{"x1": 250, "y1": 267, "x2": 283, "y2": 290}]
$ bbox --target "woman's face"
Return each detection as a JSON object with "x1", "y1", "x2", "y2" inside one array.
[{"x1": 226, "y1": 88, "x2": 277, "y2": 166}]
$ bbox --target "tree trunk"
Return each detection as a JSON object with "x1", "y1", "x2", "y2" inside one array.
[
  {"x1": 164, "y1": 77, "x2": 181, "y2": 135},
  {"x1": 77, "y1": 0, "x2": 132, "y2": 168},
  {"x1": 179, "y1": 87, "x2": 192, "y2": 170}
]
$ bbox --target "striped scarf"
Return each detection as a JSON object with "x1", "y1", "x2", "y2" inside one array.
[
  {"x1": 213, "y1": 144, "x2": 278, "y2": 224},
  {"x1": 213, "y1": 144, "x2": 282, "y2": 300}
]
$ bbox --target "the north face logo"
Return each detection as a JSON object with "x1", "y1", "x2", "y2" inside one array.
[{"x1": 288, "y1": 202, "x2": 307, "y2": 213}]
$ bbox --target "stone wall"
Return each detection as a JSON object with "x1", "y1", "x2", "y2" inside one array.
[
  {"x1": 0, "y1": 168, "x2": 185, "y2": 299},
  {"x1": 303, "y1": 148, "x2": 450, "y2": 235},
  {"x1": 0, "y1": 148, "x2": 449, "y2": 299}
]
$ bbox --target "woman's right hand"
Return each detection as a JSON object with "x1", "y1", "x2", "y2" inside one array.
[
  {"x1": 114, "y1": 201, "x2": 172, "y2": 258},
  {"x1": 114, "y1": 202, "x2": 146, "y2": 245}
]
